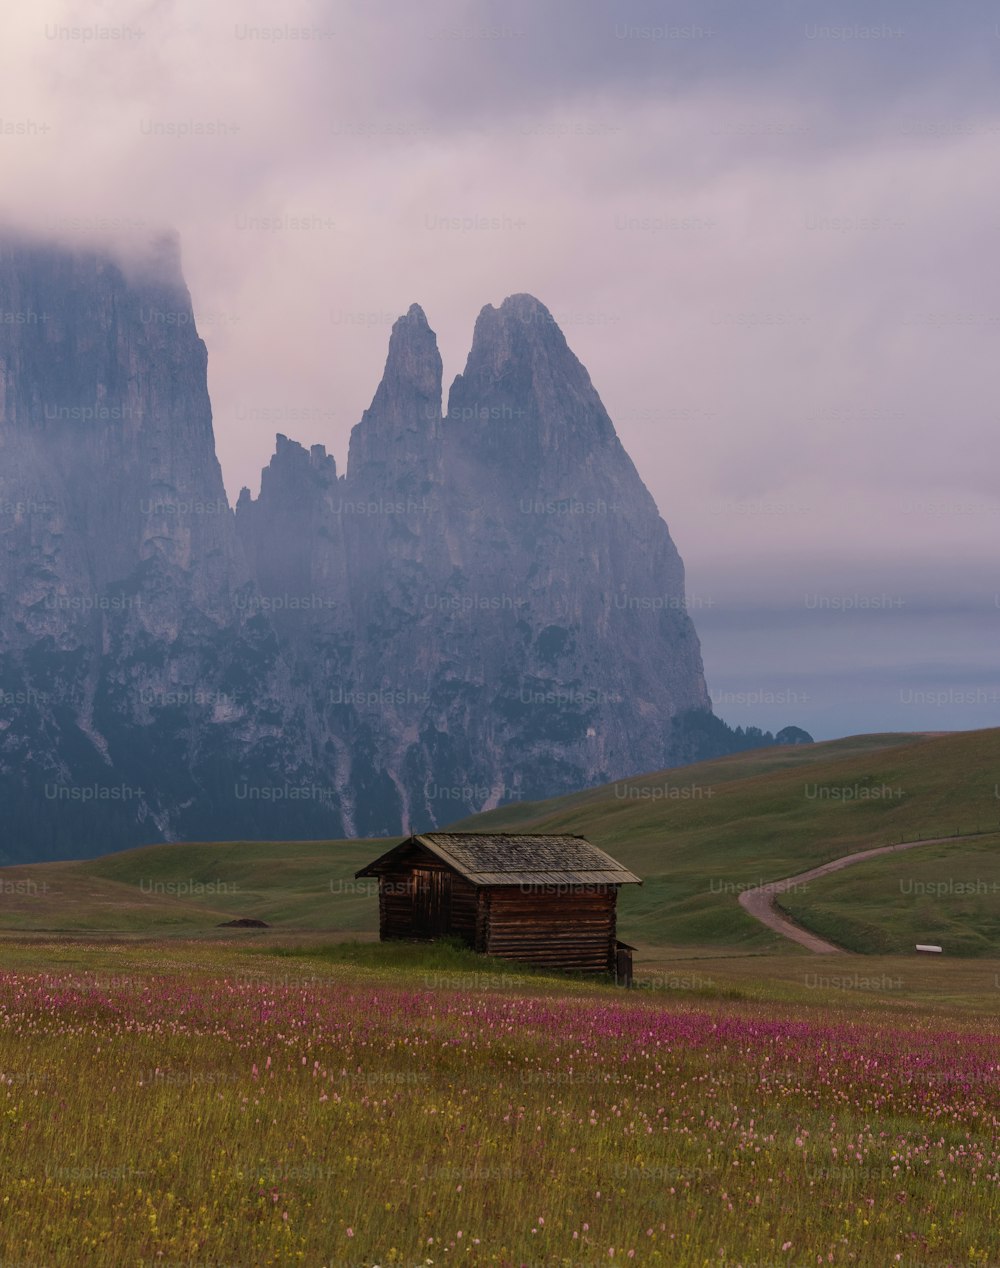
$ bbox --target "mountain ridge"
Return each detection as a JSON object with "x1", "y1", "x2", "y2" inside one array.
[{"x1": 0, "y1": 230, "x2": 750, "y2": 861}]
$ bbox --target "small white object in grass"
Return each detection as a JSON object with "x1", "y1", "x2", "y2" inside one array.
[{"x1": 915, "y1": 944, "x2": 942, "y2": 953}]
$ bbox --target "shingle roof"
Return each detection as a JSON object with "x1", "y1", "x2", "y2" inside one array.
[{"x1": 355, "y1": 832, "x2": 641, "y2": 886}]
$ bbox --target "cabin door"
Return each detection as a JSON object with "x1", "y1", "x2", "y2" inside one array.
[{"x1": 412, "y1": 867, "x2": 451, "y2": 937}]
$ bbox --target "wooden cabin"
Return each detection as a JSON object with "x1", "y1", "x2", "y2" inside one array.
[{"x1": 354, "y1": 832, "x2": 641, "y2": 974}]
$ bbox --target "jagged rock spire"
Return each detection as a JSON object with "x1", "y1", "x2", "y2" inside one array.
[
  {"x1": 347, "y1": 303, "x2": 443, "y2": 481},
  {"x1": 446, "y1": 294, "x2": 616, "y2": 461}
]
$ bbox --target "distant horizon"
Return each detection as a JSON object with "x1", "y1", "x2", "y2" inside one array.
[
  {"x1": 0, "y1": 10, "x2": 994, "y2": 1260},
  {"x1": 6, "y1": 227, "x2": 997, "y2": 745},
  {"x1": 2, "y1": 0, "x2": 997, "y2": 741}
]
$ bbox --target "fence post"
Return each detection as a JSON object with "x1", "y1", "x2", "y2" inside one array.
[{"x1": 615, "y1": 943, "x2": 633, "y2": 989}]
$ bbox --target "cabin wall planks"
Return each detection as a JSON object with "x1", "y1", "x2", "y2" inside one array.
[{"x1": 357, "y1": 832, "x2": 641, "y2": 973}]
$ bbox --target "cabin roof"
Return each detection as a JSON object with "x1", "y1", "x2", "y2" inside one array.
[{"x1": 355, "y1": 832, "x2": 642, "y2": 887}]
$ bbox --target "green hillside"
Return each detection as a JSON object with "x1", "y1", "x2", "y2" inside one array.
[
  {"x1": 0, "y1": 728, "x2": 996, "y2": 952},
  {"x1": 0, "y1": 839, "x2": 383, "y2": 936},
  {"x1": 777, "y1": 833, "x2": 1000, "y2": 956},
  {"x1": 451, "y1": 727, "x2": 1000, "y2": 950}
]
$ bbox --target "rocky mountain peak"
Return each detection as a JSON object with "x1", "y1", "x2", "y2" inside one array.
[
  {"x1": 3, "y1": 247, "x2": 716, "y2": 858},
  {"x1": 446, "y1": 293, "x2": 616, "y2": 467},
  {"x1": 346, "y1": 302, "x2": 443, "y2": 482},
  {"x1": 458, "y1": 292, "x2": 564, "y2": 382},
  {"x1": 0, "y1": 231, "x2": 344, "y2": 856},
  {"x1": 265, "y1": 433, "x2": 338, "y2": 483}
]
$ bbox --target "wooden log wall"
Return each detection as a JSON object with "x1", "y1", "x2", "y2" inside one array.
[
  {"x1": 448, "y1": 875, "x2": 478, "y2": 944},
  {"x1": 477, "y1": 885, "x2": 618, "y2": 972},
  {"x1": 378, "y1": 869, "x2": 415, "y2": 940},
  {"x1": 379, "y1": 859, "x2": 478, "y2": 942}
]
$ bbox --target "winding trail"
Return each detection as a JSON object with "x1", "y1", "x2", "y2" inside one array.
[{"x1": 737, "y1": 835, "x2": 966, "y2": 954}]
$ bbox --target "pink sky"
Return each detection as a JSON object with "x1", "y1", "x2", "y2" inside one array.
[{"x1": 2, "y1": 0, "x2": 998, "y2": 736}]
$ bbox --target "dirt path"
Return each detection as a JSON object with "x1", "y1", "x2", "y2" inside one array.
[{"x1": 737, "y1": 836, "x2": 964, "y2": 954}]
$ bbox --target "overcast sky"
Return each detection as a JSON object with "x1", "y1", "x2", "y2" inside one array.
[{"x1": 2, "y1": 0, "x2": 998, "y2": 740}]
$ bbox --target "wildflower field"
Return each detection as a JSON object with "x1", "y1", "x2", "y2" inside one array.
[{"x1": 0, "y1": 940, "x2": 996, "y2": 1267}]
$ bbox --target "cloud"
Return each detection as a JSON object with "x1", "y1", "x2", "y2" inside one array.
[{"x1": 1, "y1": 0, "x2": 997, "y2": 737}]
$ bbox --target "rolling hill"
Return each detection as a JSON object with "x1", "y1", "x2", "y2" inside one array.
[
  {"x1": 0, "y1": 728, "x2": 996, "y2": 953},
  {"x1": 452, "y1": 726, "x2": 1000, "y2": 951},
  {"x1": 777, "y1": 833, "x2": 1000, "y2": 955}
]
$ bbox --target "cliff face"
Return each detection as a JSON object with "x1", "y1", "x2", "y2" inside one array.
[
  {"x1": 434, "y1": 295, "x2": 709, "y2": 812},
  {"x1": 0, "y1": 233, "x2": 711, "y2": 861},
  {"x1": 0, "y1": 233, "x2": 345, "y2": 858},
  {"x1": 236, "y1": 294, "x2": 710, "y2": 832}
]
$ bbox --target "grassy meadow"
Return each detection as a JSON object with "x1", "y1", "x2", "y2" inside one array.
[
  {"x1": 457, "y1": 728, "x2": 1000, "y2": 952},
  {"x1": 778, "y1": 833, "x2": 1000, "y2": 956},
  {"x1": 0, "y1": 729, "x2": 998, "y2": 955},
  {"x1": 0, "y1": 937, "x2": 996, "y2": 1266},
  {"x1": 0, "y1": 728, "x2": 997, "y2": 1264}
]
